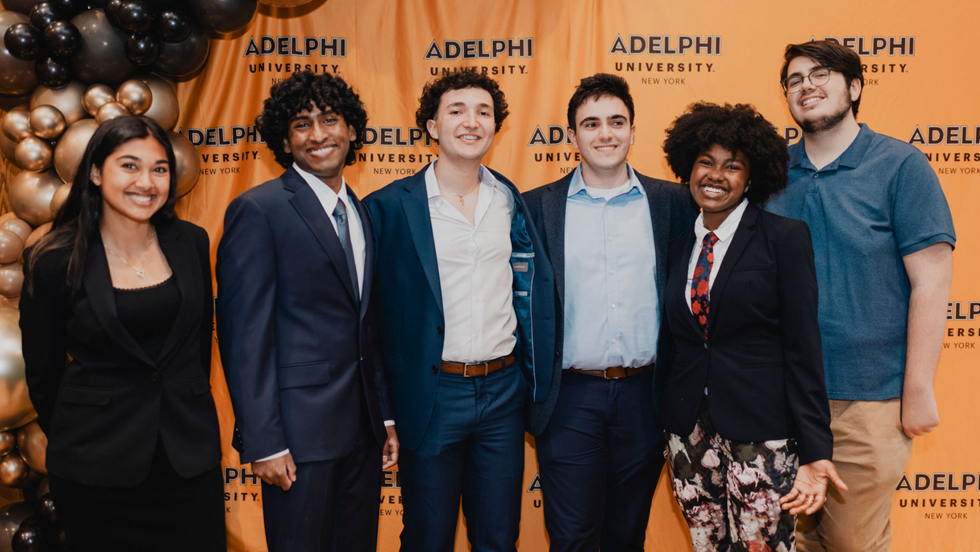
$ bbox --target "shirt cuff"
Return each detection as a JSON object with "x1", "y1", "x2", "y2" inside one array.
[
  {"x1": 384, "y1": 420, "x2": 395, "y2": 427},
  {"x1": 255, "y1": 449, "x2": 290, "y2": 463}
]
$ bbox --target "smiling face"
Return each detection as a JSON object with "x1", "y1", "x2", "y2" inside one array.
[
  {"x1": 283, "y1": 103, "x2": 356, "y2": 189},
  {"x1": 568, "y1": 95, "x2": 635, "y2": 178},
  {"x1": 689, "y1": 143, "x2": 750, "y2": 229},
  {"x1": 426, "y1": 87, "x2": 496, "y2": 164},
  {"x1": 785, "y1": 56, "x2": 861, "y2": 134},
  {"x1": 91, "y1": 136, "x2": 171, "y2": 225}
]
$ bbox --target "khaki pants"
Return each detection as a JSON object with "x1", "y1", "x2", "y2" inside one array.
[{"x1": 796, "y1": 398, "x2": 913, "y2": 552}]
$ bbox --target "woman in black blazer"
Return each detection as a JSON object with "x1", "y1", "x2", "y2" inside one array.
[
  {"x1": 19, "y1": 116, "x2": 224, "y2": 551},
  {"x1": 658, "y1": 103, "x2": 845, "y2": 552}
]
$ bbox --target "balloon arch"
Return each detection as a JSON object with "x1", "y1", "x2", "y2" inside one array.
[{"x1": 0, "y1": 0, "x2": 299, "y2": 549}]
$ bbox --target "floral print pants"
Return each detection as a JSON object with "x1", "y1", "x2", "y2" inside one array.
[{"x1": 666, "y1": 401, "x2": 800, "y2": 552}]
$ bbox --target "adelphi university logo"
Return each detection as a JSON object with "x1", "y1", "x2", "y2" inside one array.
[
  {"x1": 424, "y1": 37, "x2": 534, "y2": 76},
  {"x1": 359, "y1": 126, "x2": 437, "y2": 177},
  {"x1": 909, "y1": 125, "x2": 980, "y2": 174},
  {"x1": 813, "y1": 36, "x2": 913, "y2": 82},
  {"x1": 527, "y1": 124, "x2": 580, "y2": 174},
  {"x1": 244, "y1": 35, "x2": 348, "y2": 75},
  {"x1": 608, "y1": 34, "x2": 719, "y2": 78}
]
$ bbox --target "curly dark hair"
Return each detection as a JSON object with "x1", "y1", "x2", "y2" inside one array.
[
  {"x1": 415, "y1": 70, "x2": 509, "y2": 142},
  {"x1": 255, "y1": 71, "x2": 368, "y2": 168},
  {"x1": 567, "y1": 73, "x2": 635, "y2": 129},
  {"x1": 663, "y1": 102, "x2": 788, "y2": 204},
  {"x1": 780, "y1": 40, "x2": 863, "y2": 116}
]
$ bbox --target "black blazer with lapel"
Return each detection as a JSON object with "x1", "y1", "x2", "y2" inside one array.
[
  {"x1": 659, "y1": 203, "x2": 833, "y2": 464},
  {"x1": 216, "y1": 167, "x2": 392, "y2": 464},
  {"x1": 20, "y1": 219, "x2": 221, "y2": 487},
  {"x1": 522, "y1": 169, "x2": 698, "y2": 436}
]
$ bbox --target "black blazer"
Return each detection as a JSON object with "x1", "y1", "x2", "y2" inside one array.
[
  {"x1": 20, "y1": 219, "x2": 221, "y2": 487},
  {"x1": 216, "y1": 168, "x2": 392, "y2": 464},
  {"x1": 659, "y1": 203, "x2": 833, "y2": 464},
  {"x1": 522, "y1": 169, "x2": 698, "y2": 436}
]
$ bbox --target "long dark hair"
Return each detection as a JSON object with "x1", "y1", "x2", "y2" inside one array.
[{"x1": 26, "y1": 116, "x2": 179, "y2": 294}]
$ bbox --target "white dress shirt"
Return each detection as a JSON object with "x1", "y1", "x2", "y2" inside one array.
[
  {"x1": 425, "y1": 161, "x2": 517, "y2": 362},
  {"x1": 685, "y1": 198, "x2": 749, "y2": 313}
]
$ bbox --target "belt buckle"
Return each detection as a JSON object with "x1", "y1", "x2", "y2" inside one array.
[
  {"x1": 603, "y1": 368, "x2": 614, "y2": 380},
  {"x1": 462, "y1": 360, "x2": 489, "y2": 377}
]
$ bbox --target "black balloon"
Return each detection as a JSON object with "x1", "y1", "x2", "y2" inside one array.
[
  {"x1": 192, "y1": 0, "x2": 258, "y2": 34},
  {"x1": 11, "y1": 516, "x2": 43, "y2": 552},
  {"x1": 3, "y1": 1, "x2": 47, "y2": 15},
  {"x1": 115, "y1": 0, "x2": 152, "y2": 33},
  {"x1": 29, "y1": 3, "x2": 61, "y2": 30},
  {"x1": 125, "y1": 32, "x2": 159, "y2": 65},
  {"x1": 104, "y1": 0, "x2": 124, "y2": 27},
  {"x1": 37, "y1": 494, "x2": 57, "y2": 525},
  {"x1": 35, "y1": 55, "x2": 73, "y2": 88},
  {"x1": 3, "y1": 23, "x2": 42, "y2": 61},
  {"x1": 50, "y1": 0, "x2": 86, "y2": 17},
  {"x1": 43, "y1": 21, "x2": 82, "y2": 57},
  {"x1": 157, "y1": 9, "x2": 190, "y2": 43},
  {"x1": 153, "y1": 19, "x2": 209, "y2": 77},
  {"x1": 71, "y1": 8, "x2": 136, "y2": 84}
]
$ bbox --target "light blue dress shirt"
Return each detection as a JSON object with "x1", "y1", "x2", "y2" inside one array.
[{"x1": 562, "y1": 164, "x2": 659, "y2": 370}]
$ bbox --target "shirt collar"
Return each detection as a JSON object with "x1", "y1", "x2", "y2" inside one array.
[
  {"x1": 292, "y1": 162, "x2": 349, "y2": 207},
  {"x1": 567, "y1": 163, "x2": 643, "y2": 199},
  {"x1": 694, "y1": 198, "x2": 749, "y2": 244},
  {"x1": 789, "y1": 123, "x2": 875, "y2": 171},
  {"x1": 425, "y1": 159, "x2": 498, "y2": 200}
]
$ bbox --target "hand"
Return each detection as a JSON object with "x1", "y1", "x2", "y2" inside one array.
[
  {"x1": 901, "y1": 385, "x2": 940, "y2": 439},
  {"x1": 780, "y1": 459, "x2": 848, "y2": 515},
  {"x1": 252, "y1": 453, "x2": 297, "y2": 491},
  {"x1": 382, "y1": 425, "x2": 399, "y2": 469}
]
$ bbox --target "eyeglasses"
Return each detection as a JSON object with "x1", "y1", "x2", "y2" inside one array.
[{"x1": 782, "y1": 67, "x2": 833, "y2": 94}]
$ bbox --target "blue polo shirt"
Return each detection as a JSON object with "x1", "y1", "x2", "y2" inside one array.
[{"x1": 766, "y1": 124, "x2": 955, "y2": 401}]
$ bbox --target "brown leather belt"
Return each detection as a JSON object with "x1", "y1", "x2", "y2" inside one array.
[
  {"x1": 569, "y1": 364, "x2": 653, "y2": 380},
  {"x1": 441, "y1": 354, "x2": 516, "y2": 377}
]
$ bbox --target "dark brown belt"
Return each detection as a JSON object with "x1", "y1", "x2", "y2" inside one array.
[
  {"x1": 441, "y1": 354, "x2": 516, "y2": 377},
  {"x1": 569, "y1": 364, "x2": 653, "y2": 380}
]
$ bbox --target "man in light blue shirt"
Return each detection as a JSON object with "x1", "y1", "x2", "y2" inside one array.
[{"x1": 523, "y1": 74, "x2": 697, "y2": 552}]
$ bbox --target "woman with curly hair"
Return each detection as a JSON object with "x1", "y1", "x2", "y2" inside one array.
[{"x1": 659, "y1": 102, "x2": 846, "y2": 551}]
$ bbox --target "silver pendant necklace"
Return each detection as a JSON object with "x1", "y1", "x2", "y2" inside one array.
[{"x1": 104, "y1": 232, "x2": 156, "y2": 278}]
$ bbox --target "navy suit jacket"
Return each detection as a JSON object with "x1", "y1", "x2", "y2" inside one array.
[
  {"x1": 216, "y1": 168, "x2": 392, "y2": 464},
  {"x1": 522, "y1": 169, "x2": 698, "y2": 436},
  {"x1": 659, "y1": 203, "x2": 833, "y2": 464},
  {"x1": 364, "y1": 164, "x2": 556, "y2": 451}
]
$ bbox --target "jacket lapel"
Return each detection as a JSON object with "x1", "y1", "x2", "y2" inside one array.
[
  {"x1": 349, "y1": 189, "x2": 372, "y2": 319},
  {"x1": 541, "y1": 176, "x2": 570, "y2": 308},
  {"x1": 672, "y1": 232, "x2": 703, "y2": 339},
  {"x1": 155, "y1": 223, "x2": 201, "y2": 364},
  {"x1": 400, "y1": 171, "x2": 443, "y2": 314},
  {"x1": 639, "y1": 174, "x2": 671, "y2": 306},
  {"x1": 707, "y1": 203, "x2": 759, "y2": 333}
]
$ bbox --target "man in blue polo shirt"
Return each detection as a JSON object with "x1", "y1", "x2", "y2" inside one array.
[{"x1": 767, "y1": 40, "x2": 955, "y2": 552}]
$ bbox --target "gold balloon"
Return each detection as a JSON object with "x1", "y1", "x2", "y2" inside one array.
[
  {"x1": 28, "y1": 105, "x2": 67, "y2": 140},
  {"x1": 0, "y1": 218, "x2": 30, "y2": 244},
  {"x1": 0, "y1": 432, "x2": 14, "y2": 457},
  {"x1": 141, "y1": 74, "x2": 179, "y2": 130},
  {"x1": 30, "y1": 81, "x2": 88, "y2": 126},
  {"x1": 0, "y1": 128, "x2": 20, "y2": 167},
  {"x1": 0, "y1": 263, "x2": 23, "y2": 298},
  {"x1": 116, "y1": 80, "x2": 152, "y2": 116},
  {"x1": 95, "y1": 101, "x2": 130, "y2": 125},
  {"x1": 49, "y1": 183, "x2": 71, "y2": 218},
  {"x1": 15, "y1": 421, "x2": 46, "y2": 475},
  {"x1": 24, "y1": 223, "x2": 52, "y2": 249},
  {"x1": 1, "y1": 108, "x2": 32, "y2": 142},
  {"x1": 168, "y1": 131, "x2": 201, "y2": 197},
  {"x1": 259, "y1": 0, "x2": 316, "y2": 6},
  {"x1": 82, "y1": 84, "x2": 116, "y2": 117},
  {"x1": 0, "y1": 230, "x2": 24, "y2": 265},
  {"x1": 13, "y1": 137, "x2": 53, "y2": 172},
  {"x1": 0, "y1": 452, "x2": 31, "y2": 487},
  {"x1": 0, "y1": 307, "x2": 36, "y2": 432},
  {"x1": 54, "y1": 118, "x2": 99, "y2": 184},
  {"x1": 0, "y1": 296, "x2": 18, "y2": 308},
  {"x1": 9, "y1": 169, "x2": 62, "y2": 227},
  {"x1": 37, "y1": 476, "x2": 49, "y2": 498}
]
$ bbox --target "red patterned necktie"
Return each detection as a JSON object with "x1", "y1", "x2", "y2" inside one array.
[{"x1": 691, "y1": 232, "x2": 719, "y2": 340}]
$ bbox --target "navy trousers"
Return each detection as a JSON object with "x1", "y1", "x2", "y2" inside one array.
[
  {"x1": 398, "y1": 367, "x2": 526, "y2": 552},
  {"x1": 535, "y1": 370, "x2": 664, "y2": 552}
]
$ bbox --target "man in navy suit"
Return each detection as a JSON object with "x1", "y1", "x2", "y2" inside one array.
[
  {"x1": 216, "y1": 71, "x2": 398, "y2": 552},
  {"x1": 364, "y1": 71, "x2": 555, "y2": 552},
  {"x1": 522, "y1": 73, "x2": 697, "y2": 551}
]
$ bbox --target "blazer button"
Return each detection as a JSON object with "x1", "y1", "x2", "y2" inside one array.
[
  {"x1": 436, "y1": 326, "x2": 444, "y2": 335},
  {"x1": 703, "y1": 343, "x2": 708, "y2": 350},
  {"x1": 150, "y1": 371, "x2": 161, "y2": 381},
  {"x1": 431, "y1": 365, "x2": 438, "y2": 373}
]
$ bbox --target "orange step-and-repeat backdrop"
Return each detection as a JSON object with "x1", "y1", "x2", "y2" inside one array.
[{"x1": 5, "y1": 1, "x2": 980, "y2": 550}]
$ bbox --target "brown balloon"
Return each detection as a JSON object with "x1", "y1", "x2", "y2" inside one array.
[
  {"x1": 0, "y1": 452, "x2": 31, "y2": 487},
  {"x1": 0, "y1": 432, "x2": 14, "y2": 457},
  {"x1": 0, "y1": 230, "x2": 24, "y2": 265},
  {"x1": 24, "y1": 223, "x2": 52, "y2": 249},
  {"x1": 0, "y1": 263, "x2": 24, "y2": 299},
  {"x1": 16, "y1": 421, "x2": 46, "y2": 475},
  {"x1": 13, "y1": 137, "x2": 53, "y2": 172},
  {"x1": 259, "y1": 0, "x2": 316, "y2": 5},
  {"x1": 0, "y1": 218, "x2": 31, "y2": 243},
  {"x1": 0, "y1": 296, "x2": 19, "y2": 309},
  {"x1": 82, "y1": 84, "x2": 116, "y2": 117},
  {"x1": 54, "y1": 118, "x2": 98, "y2": 184},
  {"x1": 95, "y1": 101, "x2": 130, "y2": 125},
  {"x1": 141, "y1": 74, "x2": 179, "y2": 130},
  {"x1": 0, "y1": 128, "x2": 20, "y2": 167},
  {"x1": 168, "y1": 131, "x2": 201, "y2": 197},
  {"x1": 1, "y1": 108, "x2": 33, "y2": 142},
  {"x1": 37, "y1": 476, "x2": 49, "y2": 498},
  {"x1": 49, "y1": 184, "x2": 71, "y2": 218},
  {"x1": 0, "y1": 12, "x2": 38, "y2": 96},
  {"x1": 0, "y1": 307, "x2": 35, "y2": 432},
  {"x1": 116, "y1": 80, "x2": 153, "y2": 116},
  {"x1": 28, "y1": 105, "x2": 67, "y2": 140},
  {"x1": 30, "y1": 81, "x2": 88, "y2": 126},
  {"x1": 9, "y1": 170, "x2": 62, "y2": 227}
]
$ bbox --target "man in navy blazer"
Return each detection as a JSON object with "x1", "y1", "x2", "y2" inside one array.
[
  {"x1": 522, "y1": 74, "x2": 697, "y2": 551},
  {"x1": 216, "y1": 72, "x2": 397, "y2": 552},
  {"x1": 364, "y1": 71, "x2": 555, "y2": 552}
]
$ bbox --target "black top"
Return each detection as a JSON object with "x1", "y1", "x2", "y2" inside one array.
[{"x1": 115, "y1": 275, "x2": 181, "y2": 362}]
